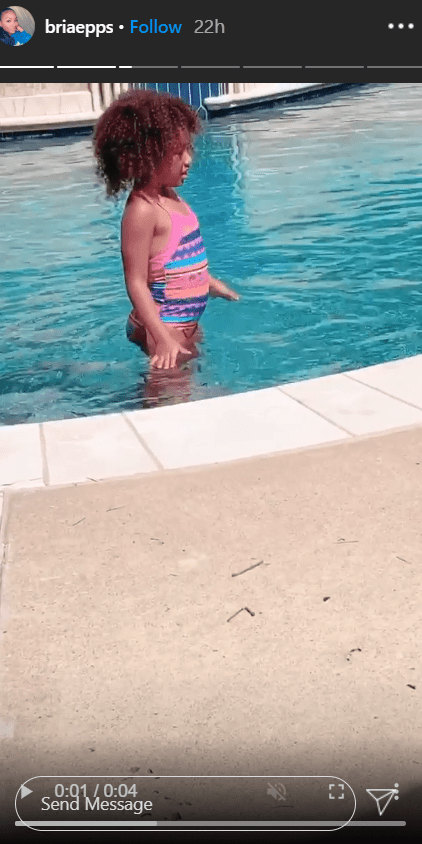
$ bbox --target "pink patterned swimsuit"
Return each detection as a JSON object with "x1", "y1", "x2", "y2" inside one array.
[
  {"x1": 126, "y1": 198, "x2": 209, "y2": 348},
  {"x1": 148, "y1": 199, "x2": 209, "y2": 323}
]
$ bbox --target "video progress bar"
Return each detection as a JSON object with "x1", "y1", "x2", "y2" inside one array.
[{"x1": 15, "y1": 821, "x2": 406, "y2": 827}]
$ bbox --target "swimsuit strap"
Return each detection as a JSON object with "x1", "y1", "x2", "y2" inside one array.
[{"x1": 156, "y1": 195, "x2": 196, "y2": 219}]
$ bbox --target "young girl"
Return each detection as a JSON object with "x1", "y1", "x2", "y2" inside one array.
[{"x1": 94, "y1": 89, "x2": 239, "y2": 371}]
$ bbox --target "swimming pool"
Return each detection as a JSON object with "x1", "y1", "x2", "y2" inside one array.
[{"x1": 1, "y1": 82, "x2": 422, "y2": 425}]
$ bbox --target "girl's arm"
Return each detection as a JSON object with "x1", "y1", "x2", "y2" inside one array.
[
  {"x1": 121, "y1": 201, "x2": 192, "y2": 369},
  {"x1": 208, "y1": 275, "x2": 240, "y2": 301}
]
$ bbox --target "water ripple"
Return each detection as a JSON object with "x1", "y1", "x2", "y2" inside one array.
[{"x1": 2, "y1": 83, "x2": 422, "y2": 422}]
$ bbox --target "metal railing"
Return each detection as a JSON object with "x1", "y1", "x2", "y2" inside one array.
[
  {"x1": 130, "y1": 82, "x2": 225, "y2": 117},
  {"x1": 90, "y1": 83, "x2": 129, "y2": 112},
  {"x1": 90, "y1": 83, "x2": 229, "y2": 117}
]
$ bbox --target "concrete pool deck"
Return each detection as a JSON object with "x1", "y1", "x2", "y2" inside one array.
[{"x1": 0, "y1": 355, "x2": 421, "y2": 831}]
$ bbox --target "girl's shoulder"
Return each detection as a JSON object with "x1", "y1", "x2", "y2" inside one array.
[{"x1": 124, "y1": 190, "x2": 159, "y2": 223}]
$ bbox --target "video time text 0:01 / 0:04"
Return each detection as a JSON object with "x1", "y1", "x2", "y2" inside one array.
[{"x1": 40, "y1": 782, "x2": 152, "y2": 815}]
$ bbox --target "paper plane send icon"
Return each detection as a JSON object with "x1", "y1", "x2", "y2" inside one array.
[{"x1": 366, "y1": 785, "x2": 399, "y2": 817}]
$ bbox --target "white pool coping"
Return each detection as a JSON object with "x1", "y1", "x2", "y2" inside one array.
[
  {"x1": 203, "y1": 83, "x2": 345, "y2": 111},
  {"x1": 1, "y1": 354, "x2": 422, "y2": 496}
]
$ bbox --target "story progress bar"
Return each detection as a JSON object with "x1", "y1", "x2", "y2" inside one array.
[
  {"x1": 15, "y1": 820, "x2": 406, "y2": 827},
  {"x1": 3, "y1": 65, "x2": 422, "y2": 69}
]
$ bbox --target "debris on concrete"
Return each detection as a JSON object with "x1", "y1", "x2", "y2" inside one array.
[{"x1": 231, "y1": 560, "x2": 264, "y2": 577}]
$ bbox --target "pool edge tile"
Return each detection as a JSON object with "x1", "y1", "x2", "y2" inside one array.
[
  {"x1": 0, "y1": 422, "x2": 44, "y2": 490},
  {"x1": 278, "y1": 371, "x2": 422, "y2": 436},
  {"x1": 122, "y1": 413, "x2": 165, "y2": 471},
  {"x1": 343, "y1": 354, "x2": 422, "y2": 410},
  {"x1": 2, "y1": 354, "x2": 422, "y2": 488},
  {"x1": 42, "y1": 412, "x2": 160, "y2": 486},
  {"x1": 126, "y1": 386, "x2": 351, "y2": 470}
]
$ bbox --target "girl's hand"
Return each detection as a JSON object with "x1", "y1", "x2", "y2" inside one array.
[
  {"x1": 209, "y1": 278, "x2": 240, "y2": 301},
  {"x1": 16, "y1": 25, "x2": 24, "y2": 31},
  {"x1": 150, "y1": 338, "x2": 192, "y2": 370}
]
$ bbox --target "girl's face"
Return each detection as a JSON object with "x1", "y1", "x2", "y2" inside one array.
[
  {"x1": 1, "y1": 10, "x2": 19, "y2": 33},
  {"x1": 156, "y1": 129, "x2": 194, "y2": 188}
]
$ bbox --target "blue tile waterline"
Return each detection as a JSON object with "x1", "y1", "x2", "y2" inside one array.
[{"x1": 1, "y1": 82, "x2": 422, "y2": 425}]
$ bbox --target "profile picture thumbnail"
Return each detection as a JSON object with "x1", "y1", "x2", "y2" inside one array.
[{"x1": 0, "y1": 6, "x2": 34, "y2": 45}]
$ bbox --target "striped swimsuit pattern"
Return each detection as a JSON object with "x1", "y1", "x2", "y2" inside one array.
[{"x1": 148, "y1": 200, "x2": 209, "y2": 324}]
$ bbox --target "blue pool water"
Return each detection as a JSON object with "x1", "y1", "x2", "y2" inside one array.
[{"x1": 1, "y1": 82, "x2": 422, "y2": 425}]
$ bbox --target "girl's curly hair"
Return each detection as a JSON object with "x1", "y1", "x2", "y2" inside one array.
[{"x1": 93, "y1": 89, "x2": 201, "y2": 196}]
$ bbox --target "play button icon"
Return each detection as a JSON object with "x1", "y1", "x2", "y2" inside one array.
[{"x1": 20, "y1": 785, "x2": 33, "y2": 799}]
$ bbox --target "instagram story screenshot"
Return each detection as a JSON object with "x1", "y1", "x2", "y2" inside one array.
[{"x1": 0, "y1": 3, "x2": 421, "y2": 842}]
